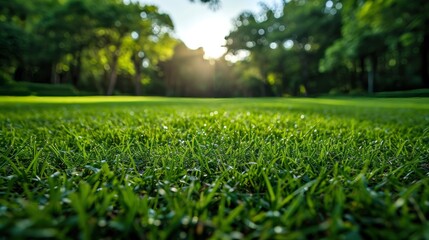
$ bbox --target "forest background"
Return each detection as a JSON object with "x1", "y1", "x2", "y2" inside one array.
[{"x1": 1, "y1": 0, "x2": 428, "y2": 97}]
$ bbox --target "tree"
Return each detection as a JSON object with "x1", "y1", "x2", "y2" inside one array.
[
  {"x1": 36, "y1": 0, "x2": 100, "y2": 86},
  {"x1": 0, "y1": 22, "x2": 26, "y2": 83},
  {"x1": 91, "y1": 1, "x2": 175, "y2": 95},
  {"x1": 0, "y1": 0, "x2": 50, "y2": 83},
  {"x1": 190, "y1": 0, "x2": 220, "y2": 9},
  {"x1": 161, "y1": 42, "x2": 215, "y2": 97},
  {"x1": 126, "y1": 5, "x2": 176, "y2": 95},
  {"x1": 225, "y1": 0, "x2": 341, "y2": 96},
  {"x1": 357, "y1": 0, "x2": 429, "y2": 88},
  {"x1": 322, "y1": 0, "x2": 429, "y2": 92}
]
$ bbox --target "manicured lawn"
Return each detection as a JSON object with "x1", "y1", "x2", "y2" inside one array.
[{"x1": 1, "y1": 97, "x2": 428, "y2": 239}]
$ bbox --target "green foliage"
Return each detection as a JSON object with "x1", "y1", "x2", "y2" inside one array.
[
  {"x1": 0, "y1": 22, "x2": 26, "y2": 66},
  {"x1": 161, "y1": 43, "x2": 216, "y2": 97},
  {"x1": 190, "y1": 0, "x2": 220, "y2": 10},
  {"x1": 0, "y1": 97, "x2": 429, "y2": 238},
  {"x1": 225, "y1": 0, "x2": 342, "y2": 96},
  {"x1": 1, "y1": 0, "x2": 428, "y2": 96},
  {"x1": 321, "y1": 0, "x2": 429, "y2": 91},
  {"x1": 0, "y1": 0, "x2": 176, "y2": 95},
  {"x1": 225, "y1": 0, "x2": 429, "y2": 95}
]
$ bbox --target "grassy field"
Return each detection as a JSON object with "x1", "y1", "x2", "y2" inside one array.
[{"x1": 1, "y1": 96, "x2": 428, "y2": 239}]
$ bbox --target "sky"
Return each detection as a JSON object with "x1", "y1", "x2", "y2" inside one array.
[{"x1": 141, "y1": 0, "x2": 281, "y2": 59}]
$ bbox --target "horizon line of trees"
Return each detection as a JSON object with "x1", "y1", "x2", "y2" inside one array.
[
  {"x1": 1, "y1": 0, "x2": 428, "y2": 97},
  {"x1": 1, "y1": 0, "x2": 176, "y2": 96},
  {"x1": 225, "y1": 0, "x2": 428, "y2": 96}
]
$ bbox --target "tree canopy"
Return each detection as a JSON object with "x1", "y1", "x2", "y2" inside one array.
[
  {"x1": 225, "y1": 0, "x2": 428, "y2": 95},
  {"x1": 1, "y1": 0, "x2": 427, "y2": 96}
]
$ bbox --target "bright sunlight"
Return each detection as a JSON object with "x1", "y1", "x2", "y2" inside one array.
[{"x1": 181, "y1": 18, "x2": 229, "y2": 59}]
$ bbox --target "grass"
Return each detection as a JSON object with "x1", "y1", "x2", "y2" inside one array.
[{"x1": 0, "y1": 96, "x2": 428, "y2": 239}]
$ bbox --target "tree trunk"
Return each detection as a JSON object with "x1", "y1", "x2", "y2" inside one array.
[
  {"x1": 367, "y1": 68, "x2": 374, "y2": 94},
  {"x1": 134, "y1": 72, "x2": 142, "y2": 96},
  {"x1": 211, "y1": 62, "x2": 216, "y2": 97},
  {"x1": 107, "y1": 45, "x2": 120, "y2": 96},
  {"x1": 106, "y1": 54, "x2": 119, "y2": 96},
  {"x1": 300, "y1": 53, "x2": 309, "y2": 96},
  {"x1": 162, "y1": 62, "x2": 174, "y2": 96},
  {"x1": 51, "y1": 63, "x2": 59, "y2": 84},
  {"x1": 421, "y1": 21, "x2": 429, "y2": 88},
  {"x1": 71, "y1": 50, "x2": 82, "y2": 87},
  {"x1": 13, "y1": 65, "x2": 25, "y2": 82},
  {"x1": 351, "y1": 60, "x2": 358, "y2": 89},
  {"x1": 359, "y1": 56, "x2": 366, "y2": 88},
  {"x1": 260, "y1": 68, "x2": 267, "y2": 97},
  {"x1": 367, "y1": 54, "x2": 378, "y2": 94},
  {"x1": 395, "y1": 43, "x2": 404, "y2": 89},
  {"x1": 132, "y1": 54, "x2": 143, "y2": 96},
  {"x1": 258, "y1": 54, "x2": 268, "y2": 97}
]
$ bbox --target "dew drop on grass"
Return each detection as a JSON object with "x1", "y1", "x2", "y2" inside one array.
[
  {"x1": 179, "y1": 232, "x2": 187, "y2": 239},
  {"x1": 300, "y1": 114, "x2": 305, "y2": 119},
  {"x1": 181, "y1": 216, "x2": 190, "y2": 225},
  {"x1": 230, "y1": 231, "x2": 244, "y2": 239},
  {"x1": 148, "y1": 208, "x2": 156, "y2": 216},
  {"x1": 0, "y1": 206, "x2": 7, "y2": 214},
  {"x1": 274, "y1": 226, "x2": 285, "y2": 234},
  {"x1": 49, "y1": 172, "x2": 61, "y2": 178},
  {"x1": 266, "y1": 211, "x2": 280, "y2": 217},
  {"x1": 158, "y1": 189, "x2": 166, "y2": 196},
  {"x1": 16, "y1": 219, "x2": 33, "y2": 230},
  {"x1": 166, "y1": 211, "x2": 176, "y2": 219},
  {"x1": 394, "y1": 198, "x2": 405, "y2": 208},
  {"x1": 245, "y1": 219, "x2": 258, "y2": 229},
  {"x1": 6, "y1": 175, "x2": 17, "y2": 180},
  {"x1": 98, "y1": 219, "x2": 107, "y2": 227},
  {"x1": 84, "y1": 165, "x2": 100, "y2": 173}
]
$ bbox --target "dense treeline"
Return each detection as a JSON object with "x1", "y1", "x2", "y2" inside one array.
[
  {"x1": 1, "y1": 0, "x2": 428, "y2": 96},
  {"x1": 0, "y1": 0, "x2": 176, "y2": 95},
  {"x1": 225, "y1": 0, "x2": 429, "y2": 96}
]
